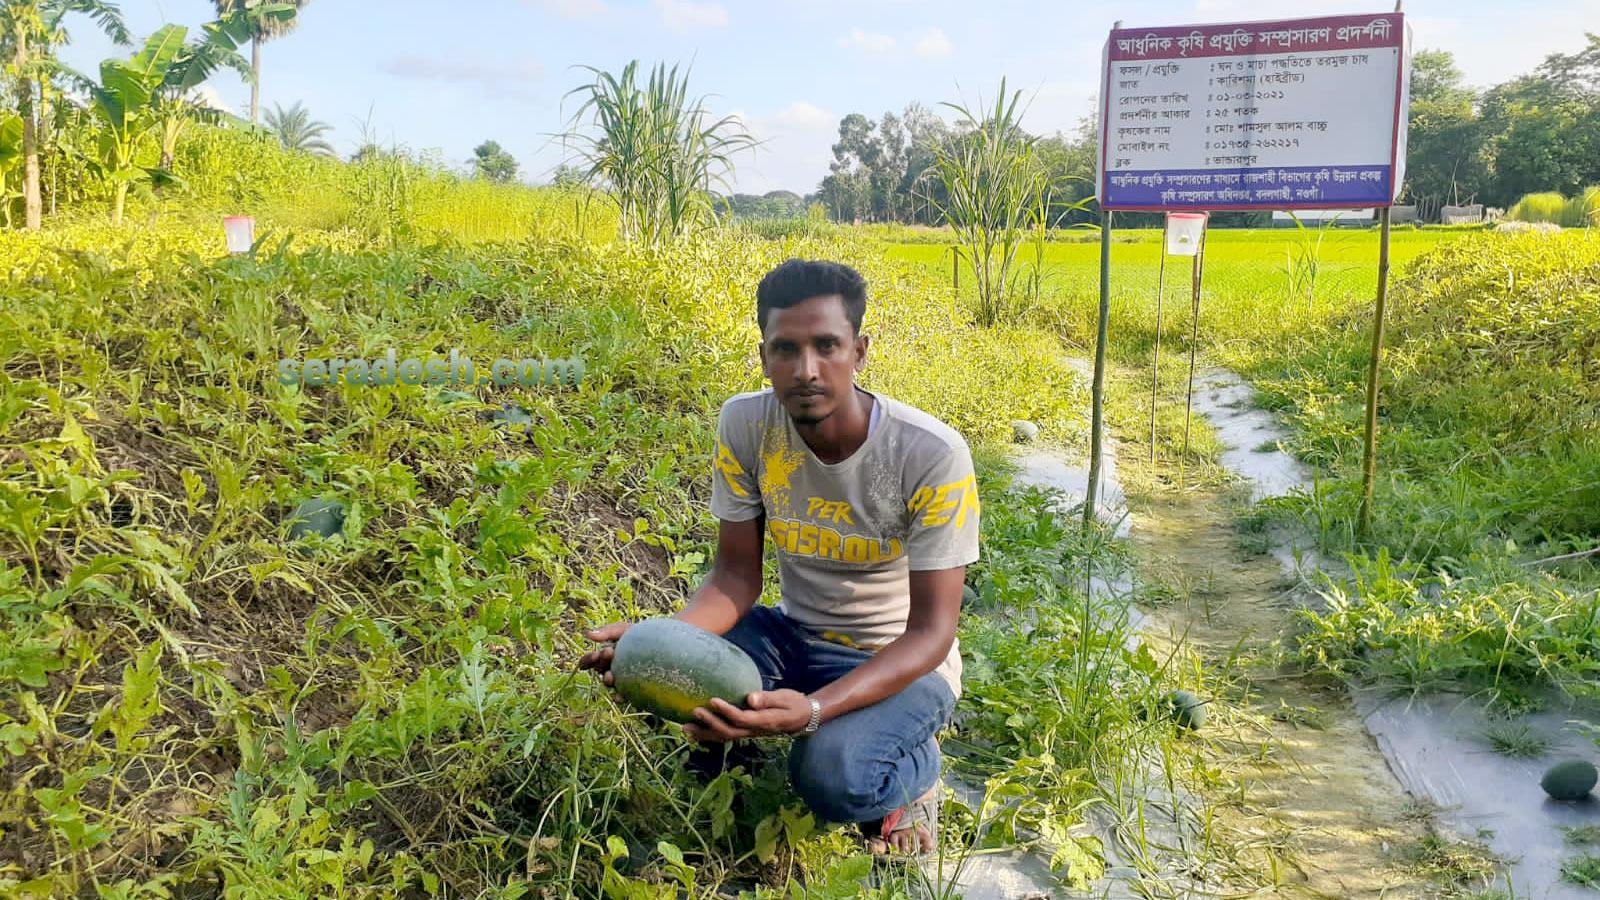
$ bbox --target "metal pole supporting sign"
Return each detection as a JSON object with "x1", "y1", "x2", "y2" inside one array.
[{"x1": 1085, "y1": 208, "x2": 1113, "y2": 528}]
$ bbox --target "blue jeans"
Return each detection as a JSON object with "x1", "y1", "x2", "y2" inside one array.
[{"x1": 719, "y1": 604, "x2": 956, "y2": 824}]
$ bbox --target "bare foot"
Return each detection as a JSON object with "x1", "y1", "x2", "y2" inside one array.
[
  {"x1": 865, "y1": 823, "x2": 933, "y2": 855},
  {"x1": 864, "y1": 785, "x2": 939, "y2": 856}
]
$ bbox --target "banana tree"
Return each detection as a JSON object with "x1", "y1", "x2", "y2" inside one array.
[
  {"x1": 153, "y1": 12, "x2": 267, "y2": 169},
  {"x1": 0, "y1": 112, "x2": 23, "y2": 227},
  {"x1": 1, "y1": 0, "x2": 130, "y2": 229},
  {"x1": 77, "y1": 23, "x2": 186, "y2": 224}
]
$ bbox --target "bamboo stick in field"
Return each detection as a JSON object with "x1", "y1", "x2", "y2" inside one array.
[
  {"x1": 1180, "y1": 226, "x2": 1207, "y2": 486},
  {"x1": 1150, "y1": 244, "x2": 1168, "y2": 465}
]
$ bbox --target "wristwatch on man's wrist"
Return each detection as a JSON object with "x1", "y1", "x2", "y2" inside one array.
[{"x1": 801, "y1": 697, "x2": 822, "y2": 735}]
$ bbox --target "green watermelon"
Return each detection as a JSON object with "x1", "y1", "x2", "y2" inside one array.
[
  {"x1": 610, "y1": 618, "x2": 763, "y2": 725},
  {"x1": 1541, "y1": 760, "x2": 1597, "y2": 801},
  {"x1": 1011, "y1": 420, "x2": 1040, "y2": 443},
  {"x1": 962, "y1": 584, "x2": 979, "y2": 606},
  {"x1": 492, "y1": 404, "x2": 534, "y2": 427},
  {"x1": 1165, "y1": 690, "x2": 1207, "y2": 730},
  {"x1": 434, "y1": 389, "x2": 475, "y2": 404},
  {"x1": 286, "y1": 498, "x2": 345, "y2": 541}
]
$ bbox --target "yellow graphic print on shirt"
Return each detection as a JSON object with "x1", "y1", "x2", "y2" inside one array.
[
  {"x1": 767, "y1": 517, "x2": 904, "y2": 564},
  {"x1": 907, "y1": 473, "x2": 980, "y2": 529},
  {"x1": 806, "y1": 496, "x2": 855, "y2": 524},
  {"x1": 713, "y1": 441, "x2": 748, "y2": 496},
  {"x1": 758, "y1": 435, "x2": 805, "y2": 517}
]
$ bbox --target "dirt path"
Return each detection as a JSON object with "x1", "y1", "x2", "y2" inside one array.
[{"x1": 1128, "y1": 486, "x2": 1440, "y2": 898}]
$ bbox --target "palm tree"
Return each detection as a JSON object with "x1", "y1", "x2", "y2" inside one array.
[
  {"x1": 1, "y1": 0, "x2": 130, "y2": 229},
  {"x1": 209, "y1": 0, "x2": 307, "y2": 124},
  {"x1": 264, "y1": 101, "x2": 332, "y2": 155}
]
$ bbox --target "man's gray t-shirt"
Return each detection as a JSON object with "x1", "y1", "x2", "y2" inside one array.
[{"x1": 709, "y1": 386, "x2": 980, "y2": 698}]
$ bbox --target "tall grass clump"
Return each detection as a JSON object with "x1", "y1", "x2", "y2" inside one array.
[
  {"x1": 1563, "y1": 186, "x2": 1600, "y2": 228},
  {"x1": 1297, "y1": 550, "x2": 1600, "y2": 701},
  {"x1": 929, "y1": 79, "x2": 1074, "y2": 328},
  {"x1": 563, "y1": 60, "x2": 755, "y2": 246},
  {"x1": 1508, "y1": 191, "x2": 1572, "y2": 225}
]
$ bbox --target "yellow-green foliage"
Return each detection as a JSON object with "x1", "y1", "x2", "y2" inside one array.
[
  {"x1": 1249, "y1": 230, "x2": 1600, "y2": 556},
  {"x1": 0, "y1": 202, "x2": 1103, "y2": 895},
  {"x1": 1508, "y1": 191, "x2": 1569, "y2": 225},
  {"x1": 82, "y1": 123, "x2": 620, "y2": 244},
  {"x1": 1509, "y1": 188, "x2": 1600, "y2": 227},
  {"x1": 1565, "y1": 186, "x2": 1600, "y2": 228}
]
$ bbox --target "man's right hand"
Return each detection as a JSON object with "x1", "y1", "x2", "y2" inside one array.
[{"x1": 577, "y1": 621, "x2": 631, "y2": 686}]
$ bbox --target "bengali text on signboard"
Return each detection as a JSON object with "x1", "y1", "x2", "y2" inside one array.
[{"x1": 1097, "y1": 13, "x2": 1411, "y2": 211}]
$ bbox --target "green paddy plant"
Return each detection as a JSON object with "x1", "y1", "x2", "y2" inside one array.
[
  {"x1": 562, "y1": 59, "x2": 755, "y2": 246},
  {"x1": 1281, "y1": 210, "x2": 1338, "y2": 306}
]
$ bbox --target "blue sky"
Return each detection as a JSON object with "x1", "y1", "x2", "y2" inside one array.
[{"x1": 55, "y1": 0, "x2": 1600, "y2": 194}]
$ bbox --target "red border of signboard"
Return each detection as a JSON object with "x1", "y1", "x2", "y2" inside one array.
[{"x1": 1098, "y1": 11, "x2": 1407, "y2": 211}]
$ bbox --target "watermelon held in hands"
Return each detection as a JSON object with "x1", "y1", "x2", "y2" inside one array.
[
  {"x1": 609, "y1": 618, "x2": 763, "y2": 725},
  {"x1": 1540, "y1": 759, "x2": 1597, "y2": 801}
]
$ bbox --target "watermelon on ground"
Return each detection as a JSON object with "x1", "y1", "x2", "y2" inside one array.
[
  {"x1": 1541, "y1": 760, "x2": 1598, "y2": 801},
  {"x1": 286, "y1": 498, "x2": 345, "y2": 541},
  {"x1": 1166, "y1": 690, "x2": 1207, "y2": 730}
]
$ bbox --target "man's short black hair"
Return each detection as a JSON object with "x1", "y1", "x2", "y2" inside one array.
[{"x1": 756, "y1": 259, "x2": 867, "y2": 335}]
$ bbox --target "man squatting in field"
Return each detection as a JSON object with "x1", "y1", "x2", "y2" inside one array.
[{"x1": 578, "y1": 259, "x2": 980, "y2": 856}]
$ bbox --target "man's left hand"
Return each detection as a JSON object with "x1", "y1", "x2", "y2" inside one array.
[{"x1": 683, "y1": 689, "x2": 814, "y2": 743}]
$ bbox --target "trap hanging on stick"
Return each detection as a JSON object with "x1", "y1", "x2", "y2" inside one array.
[
  {"x1": 1165, "y1": 212, "x2": 1207, "y2": 257},
  {"x1": 1151, "y1": 213, "x2": 1209, "y2": 467},
  {"x1": 222, "y1": 216, "x2": 255, "y2": 254}
]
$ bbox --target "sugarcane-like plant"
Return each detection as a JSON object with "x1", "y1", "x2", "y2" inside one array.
[{"x1": 563, "y1": 60, "x2": 755, "y2": 246}]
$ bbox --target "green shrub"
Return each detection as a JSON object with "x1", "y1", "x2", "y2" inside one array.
[
  {"x1": 1251, "y1": 230, "x2": 1600, "y2": 560},
  {"x1": 1508, "y1": 191, "x2": 1570, "y2": 225},
  {"x1": 1563, "y1": 186, "x2": 1600, "y2": 228}
]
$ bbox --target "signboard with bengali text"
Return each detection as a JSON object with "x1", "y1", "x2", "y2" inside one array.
[{"x1": 1097, "y1": 12, "x2": 1411, "y2": 211}]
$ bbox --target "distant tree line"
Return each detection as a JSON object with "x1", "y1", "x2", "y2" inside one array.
[
  {"x1": 714, "y1": 189, "x2": 806, "y2": 220},
  {"x1": 1407, "y1": 36, "x2": 1599, "y2": 220}
]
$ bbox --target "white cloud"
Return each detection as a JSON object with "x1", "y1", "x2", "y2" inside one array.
[
  {"x1": 380, "y1": 55, "x2": 543, "y2": 101},
  {"x1": 653, "y1": 0, "x2": 729, "y2": 32},
  {"x1": 531, "y1": 0, "x2": 610, "y2": 19},
  {"x1": 838, "y1": 27, "x2": 899, "y2": 56},
  {"x1": 193, "y1": 84, "x2": 234, "y2": 115},
  {"x1": 725, "y1": 100, "x2": 839, "y2": 195},
  {"x1": 838, "y1": 25, "x2": 955, "y2": 60},
  {"x1": 911, "y1": 27, "x2": 953, "y2": 59}
]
